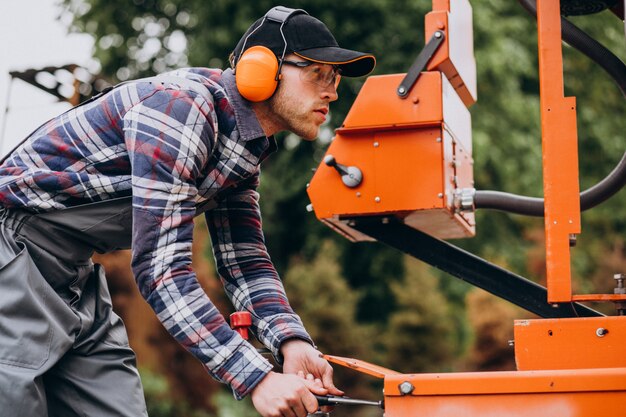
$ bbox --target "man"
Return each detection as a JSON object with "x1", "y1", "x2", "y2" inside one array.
[{"x1": 0, "y1": 6, "x2": 375, "y2": 417}]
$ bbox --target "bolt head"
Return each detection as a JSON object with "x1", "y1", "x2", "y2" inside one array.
[{"x1": 398, "y1": 381, "x2": 415, "y2": 395}]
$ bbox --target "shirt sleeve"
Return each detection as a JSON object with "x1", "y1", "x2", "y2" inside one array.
[
  {"x1": 205, "y1": 172, "x2": 314, "y2": 364},
  {"x1": 122, "y1": 85, "x2": 272, "y2": 400}
]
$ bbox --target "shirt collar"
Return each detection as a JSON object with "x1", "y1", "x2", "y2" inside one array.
[{"x1": 221, "y1": 68, "x2": 268, "y2": 142}]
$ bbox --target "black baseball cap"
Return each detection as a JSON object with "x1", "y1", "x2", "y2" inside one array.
[{"x1": 233, "y1": 7, "x2": 376, "y2": 77}]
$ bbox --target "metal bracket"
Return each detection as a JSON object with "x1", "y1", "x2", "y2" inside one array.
[
  {"x1": 351, "y1": 218, "x2": 602, "y2": 318},
  {"x1": 397, "y1": 30, "x2": 446, "y2": 98}
]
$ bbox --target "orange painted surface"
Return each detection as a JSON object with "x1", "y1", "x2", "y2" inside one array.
[
  {"x1": 514, "y1": 317, "x2": 626, "y2": 370},
  {"x1": 322, "y1": 354, "x2": 399, "y2": 379},
  {"x1": 308, "y1": 126, "x2": 444, "y2": 216},
  {"x1": 572, "y1": 294, "x2": 626, "y2": 302},
  {"x1": 383, "y1": 368, "x2": 626, "y2": 417},
  {"x1": 326, "y1": 353, "x2": 626, "y2": 417},
  {"x1": 384, "y1": 389, "x2": 626, "y2": 417},
  {"x1": 384, "y1": 367, "x2": 626, "y2": 396},
  {"x1": 341, "y1": 73, "x2": 444, "y2": 130},
  {"x1": 307, "y1": 72, "x2": 474, "y2": 240},
  {"x1": 537, "y1": 0, "x2": 581, "y2": 303}
]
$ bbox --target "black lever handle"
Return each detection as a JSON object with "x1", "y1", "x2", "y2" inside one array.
[
  {"x1": 323, "y1": 155, "x2": 363, "y2": 188},
  {"x1": 397, "y1": 30, "x2": 445, "y2": 98}
]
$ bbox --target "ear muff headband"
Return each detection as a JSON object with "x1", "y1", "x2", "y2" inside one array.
[{"x1": 235, "y1": 6, "x2": 308, "y2": 102}]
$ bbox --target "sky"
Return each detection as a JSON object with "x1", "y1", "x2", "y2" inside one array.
[{"x1": 0, "y1": 0, "x2": 94, "y2": 156}]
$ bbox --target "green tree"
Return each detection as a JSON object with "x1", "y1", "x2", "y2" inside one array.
[{"x1": 381, "y1": 257, "x2": 460, "y2": 373}]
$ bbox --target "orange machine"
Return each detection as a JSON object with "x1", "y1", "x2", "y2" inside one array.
[{"x1": 306, "y1": 0, "x2": 626, "y2": 415}]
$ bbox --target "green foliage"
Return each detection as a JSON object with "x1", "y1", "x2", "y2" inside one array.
[
  {"x1": 212, "y1": 390, "x2": 258, "y2": 417},
  {"x1": 381, "y1": 257, "x2": 460, "y2": 373},
  {"x1": 140, "y1": 368, "x2": 213, "y2": 417}
]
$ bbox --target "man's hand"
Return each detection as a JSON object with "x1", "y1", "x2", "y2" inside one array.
[
  {"x1": 251, "y1": 371, "x2": 326, "y2": 417},
  {"x1": 280, "y1": 339, "x2": 344, "y2": 396}
]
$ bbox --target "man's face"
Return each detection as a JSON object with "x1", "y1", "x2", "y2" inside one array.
[{"x1": 266, "y1": 55, "x2": 340, "y2": 140}]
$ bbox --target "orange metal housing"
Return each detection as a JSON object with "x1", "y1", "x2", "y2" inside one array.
[
  {"x1": 307, "y1": 72, "x2": 475, "y2": 241},
  {"x1": 514, "y1": 316, "x2": 626, "y2": 371},
  {"x1": 383, "y1": 368, "x2": 626, "y2": 417},
  {"x1": 325, "y1": 353, "x2": 626, "y2": 417}
]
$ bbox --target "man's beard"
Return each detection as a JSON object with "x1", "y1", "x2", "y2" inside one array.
[{"x1": 266, "y1": 83, "x2": 319, "y2": 140}]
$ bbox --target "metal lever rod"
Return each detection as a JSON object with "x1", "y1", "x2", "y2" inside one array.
[
  {"x1": 397, "y1": 30, "x2": 445, "y2": 98},
  {"x1": 315, "y1": 395, "x2": 383, "y2": 409},
  {"x1": 324, "y1": 155, "x2": 363, "y2": 188}
]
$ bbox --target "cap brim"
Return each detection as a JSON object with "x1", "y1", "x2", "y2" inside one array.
[{"x1": 294, "y1": 47, "x2": 376, "y2": 77}]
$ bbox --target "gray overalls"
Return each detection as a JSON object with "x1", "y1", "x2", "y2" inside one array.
[{"x1": 0, "y1": 197, "x2": 147, "y2": 416}]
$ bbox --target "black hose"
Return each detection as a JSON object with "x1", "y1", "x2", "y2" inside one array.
[
  {"x1": 518, "y1": 0, "x2": 626, "y2": 96},
  {"x1": 475, "y1": 0, "x2": 626, "y2": 217},
  {"x1": 475, "y1": 149, "x2": 626, "y2": 215}
]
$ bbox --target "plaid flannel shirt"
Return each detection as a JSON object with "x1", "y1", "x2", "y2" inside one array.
[{"x1": 0, "y1": 67, "x2": 313, "y2": 399}]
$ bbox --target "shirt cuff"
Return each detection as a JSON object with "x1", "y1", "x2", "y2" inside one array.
[
  {"x1": 208, "y1": 337, "x2": 274, "y2": 400},
  {"x1": 256, "y1": 313, "x2": 315, "y2": 365}
]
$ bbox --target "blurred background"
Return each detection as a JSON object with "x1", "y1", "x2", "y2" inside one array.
[{"x1": 0, "y1": 1, "x2": 624, "y2": 416}]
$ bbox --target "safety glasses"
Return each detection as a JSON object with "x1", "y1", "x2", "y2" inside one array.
[{"x1": 282, "y1": 60, "x2": 342, "y2": 89}]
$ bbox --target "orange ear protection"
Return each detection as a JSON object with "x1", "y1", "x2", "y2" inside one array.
[
  {"x1": 235, "y1": 45, "x2": 280, "y2": 102},
  {"x1": 234, "y1": 6, "x2": 307, "y2": 102}
]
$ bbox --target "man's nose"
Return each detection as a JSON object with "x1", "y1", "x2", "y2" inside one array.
[{"x1": 321, "y1": 84, "x2": 338, "y2": 102}]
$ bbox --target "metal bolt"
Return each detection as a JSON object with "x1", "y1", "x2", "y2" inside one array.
[
  {"x1": 381, "y1": 217, "x2": 390, "y2": 224},
  {"x1": 306, "y1": 183, "x2": 310, "y2": 188},
  {"x1": 356, "y1": 192, "x2": 361, "y2": 198},
  {"x1": 375, "y1": 196, "x2": 381, "y2": 203},
  {"x1": 398, "y1": 381, "x2": 415, "y2": 396},
  {"x1": 614, "y1": 274, "x2": 626, "y2": 294},
  {"x1": 306, "y1": 204, "x2": 313, "y2": 212},
  {"x1": 438, "y1": 193, "x2": 443, "y2": 198},
  {"x1": 374, "y1": 142, "x2": 379, "y2": 147},
  {"x1": 508, "y1": 340, "x2": 514, "y2": 347},
  {"x1": 434, "y1": 31, "x2": 443, "y2": 39},
  {"x1": 596, "y1": 327, "x2": 608, "y2": 337},
  {"x1": 398, "y1": 87, "x2": 406, "y2": 95},
  {"x1": 436, "y1": 137, "x2": 442, "y2": 143}
]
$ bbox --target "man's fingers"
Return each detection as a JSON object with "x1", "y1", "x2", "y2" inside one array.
[
  {"x1": 301, "y1": 390, "x2": 320, "y2": 415},
  {"x1": 322, "y1": 369, "x2": 344, "y2": 396},
  {"x1": 303, "y1": 378, "x2": 329, "y2": 396}
]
